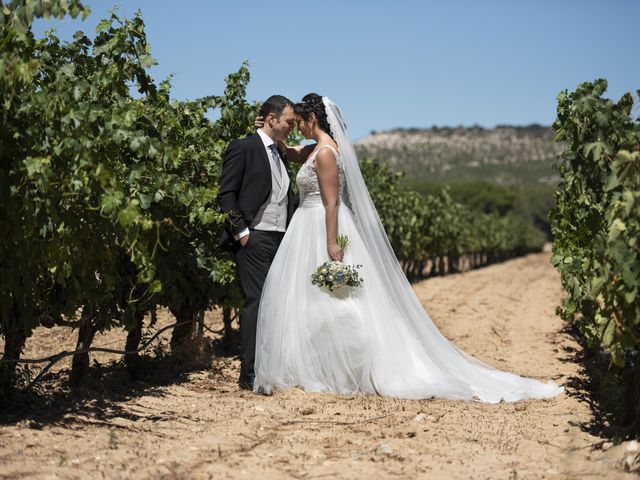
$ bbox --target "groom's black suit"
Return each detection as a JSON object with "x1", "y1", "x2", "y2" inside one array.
[{"x1": 218, "y1": 133, "x2": 296, "y2": 388}]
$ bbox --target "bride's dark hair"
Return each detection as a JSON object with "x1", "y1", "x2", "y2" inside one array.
[{"x1": 294, "y1": 93, "x2": 334, "y2": 140}]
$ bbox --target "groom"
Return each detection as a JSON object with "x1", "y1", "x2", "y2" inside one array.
[{"x1": 218, "y1": 95, "x2": 297, "y2": 390}]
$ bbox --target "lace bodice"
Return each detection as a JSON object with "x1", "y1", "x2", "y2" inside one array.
[{"x1": 296, "y1": 145, "x2": 345, "y2": 206}]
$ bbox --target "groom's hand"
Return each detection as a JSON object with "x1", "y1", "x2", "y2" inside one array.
[{"x1": 239, "y1": 235, "x2": 250, "y2": 247}]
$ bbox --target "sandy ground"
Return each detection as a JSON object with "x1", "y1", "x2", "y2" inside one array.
[{"x1": 1, "y1": 251, "x2": 638, "y2": 479}]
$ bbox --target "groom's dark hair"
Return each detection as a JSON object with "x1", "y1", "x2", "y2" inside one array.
[{"x1": 259, "y1": 95, "x2": 294, "y2": 119}]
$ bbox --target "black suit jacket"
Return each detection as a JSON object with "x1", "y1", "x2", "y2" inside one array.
[{"x1": 217, "y1": 133, "x2": 297, "y2": 248}]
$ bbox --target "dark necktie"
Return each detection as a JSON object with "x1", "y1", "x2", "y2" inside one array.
[{"x1": 268, "y1": 143, "x2": 283, "y2": 176}]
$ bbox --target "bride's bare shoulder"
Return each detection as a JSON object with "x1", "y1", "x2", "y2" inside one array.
[{"x1": 314, "y1": 145, "x2": 340, "y2": 171}]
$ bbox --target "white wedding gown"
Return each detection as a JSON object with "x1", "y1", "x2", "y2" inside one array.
[{"x1": 254, "y1": 144, "x2": 563, "y2": 403}]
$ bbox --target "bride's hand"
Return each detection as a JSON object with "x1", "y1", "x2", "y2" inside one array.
[
  {"x1": 254, "y1": 115, "x2": 264, "y2": 129},
  {"x1": 328, "y1": 243, "x2": 343, "y2": 262}
]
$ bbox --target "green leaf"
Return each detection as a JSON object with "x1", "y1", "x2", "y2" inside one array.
[
  {"x1": 101, "y1": 191, "x2": 124, "y2": 214},
  {"x1": 603, "y1": 173, "x2": 621, "y2": 192},
  {"x1": 612, "y1": 149, "x2": 638, "y2": 168},
  {"x1": 621, "y1": 190, "x2": 635, "y2": 216},
  {"x1": 73, "y1": 85, "x2": 83, "y2": 101},
  {"x1": 148, "y1": 280, "x2": 163, "y2": 294},
  {"x1": 130, "y1": 137, "x2": 141, "y2": 152},
  {"x1": 154, "y1": 190, "x2": 165, "y2": 202},
  {"x1": 139, "y1": 193, "x2": 152, "y2": 209},
  {"x1": 601, "y1": 316, "x2": 615, "y2": 347},
  {"x1": 138, "y1": 54, "x2": 157, "y2": 69},
  {"x1": 583, "y1": 141, "x2": 605, "y2": 161},
  {"x1": 24, "y1": 156, "x2": 51, "y2": 176},
  {"x1": 550, "y1": 254, "x2": 563, "y2": 267},
  {"x1": 117, "y1": 202, "x2": 140, "y2": 227},
  {"x1": 96, "y1": 18, "x2": 111, "y2": 33},
  {"x1": 607, "y1": 218, "x2": 626, "y2": 242}
]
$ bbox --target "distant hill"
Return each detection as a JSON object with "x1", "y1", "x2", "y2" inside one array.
[{"x1": 354, "y1": 125, "x2": 564, "y2": 185}]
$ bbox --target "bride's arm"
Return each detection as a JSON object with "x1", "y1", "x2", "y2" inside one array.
[
  {"x1": 278, "y1": 141, "x2": 315, "y2": 164},
  {"x1": 254, "y1": 115, "x2": 315, "y2": 163},
  {"x1": 315, "y1": 149, "x2": 343, "y2": 262}
]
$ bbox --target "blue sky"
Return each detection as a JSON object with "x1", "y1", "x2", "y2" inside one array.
[{"x1": 33, "y1": 0, "x2": 640, "y2": 140}]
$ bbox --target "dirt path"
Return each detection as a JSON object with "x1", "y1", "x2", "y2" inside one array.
[{"x1": 1, "y1": 251, "x2": 637, "y2": 479}]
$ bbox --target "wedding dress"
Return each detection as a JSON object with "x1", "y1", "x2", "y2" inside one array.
[{"x1": 254, "y1": 98, "x2": 563, "y2": 402}]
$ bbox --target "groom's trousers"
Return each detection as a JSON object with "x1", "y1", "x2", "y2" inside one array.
[{"x1": 234, "y1": 229, "x2": 285, "y2": 385}]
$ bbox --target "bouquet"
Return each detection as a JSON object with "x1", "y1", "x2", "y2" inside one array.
[{"x1": 311, "y1": 235, "x2": 363, "y2": 292}]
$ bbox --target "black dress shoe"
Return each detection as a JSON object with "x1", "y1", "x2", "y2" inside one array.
[{"x1": 238, "y1": 376, "x2": 255, "y2": 391}]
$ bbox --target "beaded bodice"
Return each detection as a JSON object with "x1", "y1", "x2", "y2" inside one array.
[{"x1": 296, "y1": 145, "x2": 345, "y2": 206}]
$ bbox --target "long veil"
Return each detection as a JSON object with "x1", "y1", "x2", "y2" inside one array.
[{"x1": 322, "y1": 97, "x2": 563, "y2": 402}]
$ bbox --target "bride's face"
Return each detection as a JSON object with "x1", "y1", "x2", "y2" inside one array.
[{"x1": 297, "y1": 114, "x2": 314, "y2": 139}]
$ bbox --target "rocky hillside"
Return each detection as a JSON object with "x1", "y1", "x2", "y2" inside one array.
[{"x1": 354, "y1": 125, "x2": 564, "y2": 185}]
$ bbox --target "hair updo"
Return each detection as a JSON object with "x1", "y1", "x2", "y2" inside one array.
[{"x1": 294, "y1": 93, "x2": 334, "y2": 140}]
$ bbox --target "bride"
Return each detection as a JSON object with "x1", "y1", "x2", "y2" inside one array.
[{"x1": 253, "y1": 93, "x2": 563, "y2": 402}]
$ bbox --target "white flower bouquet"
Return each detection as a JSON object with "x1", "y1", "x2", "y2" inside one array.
[{"x1": 311, "y1": 235, "x2": 363, "y2": 292}]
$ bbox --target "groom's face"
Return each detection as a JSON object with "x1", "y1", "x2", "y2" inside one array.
[{"x1": 269, "y1": 106, "x2": 296, "y2": 142}]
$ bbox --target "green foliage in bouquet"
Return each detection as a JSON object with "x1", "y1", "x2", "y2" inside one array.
[
  {"x1": 311, "y1": 235, "x2": 362, "y2": 292},
  {"x1": 311, "y1": 261, "x2": 363, "y2": 292},
  {"x1": 336, "y1": 234, "x2": 350, "y2": 250}
]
